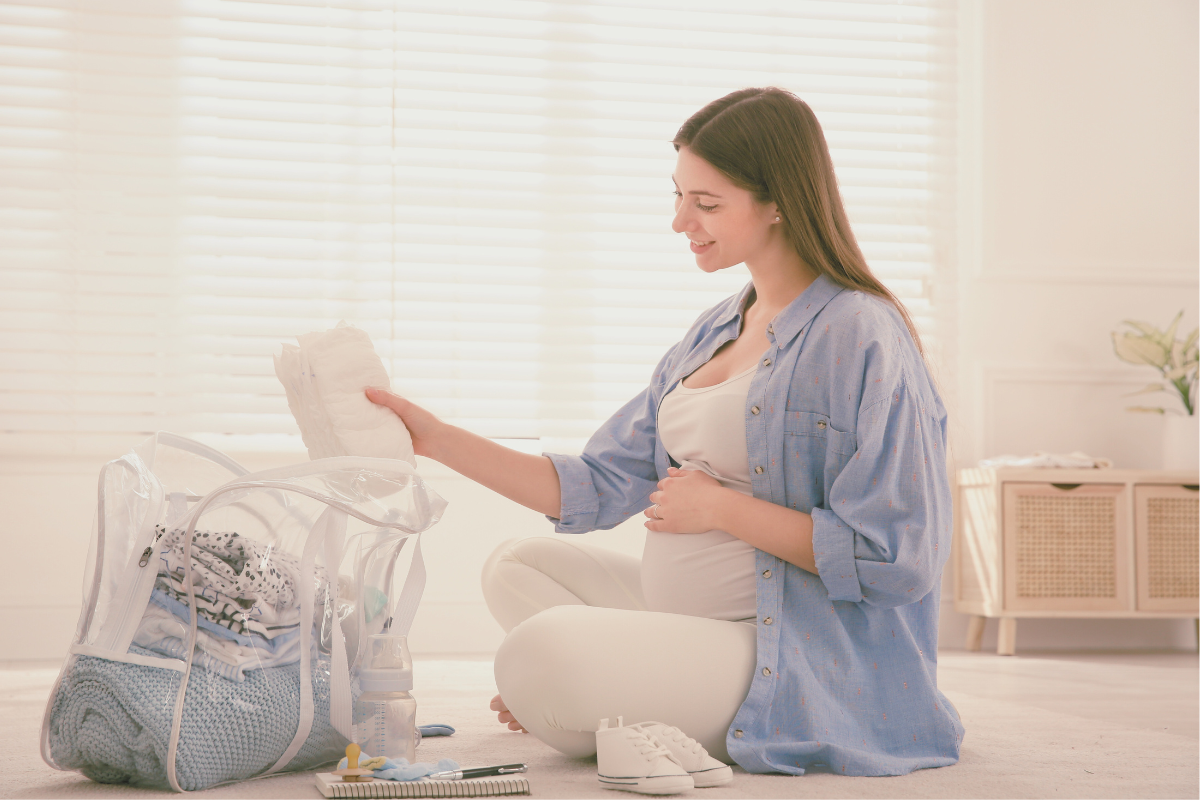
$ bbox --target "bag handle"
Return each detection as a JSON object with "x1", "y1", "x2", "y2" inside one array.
[
  {"x1": 138, "y1": 431, "x2": 251, "y2": 478},
  {"x1": 390, "y1": 533, "x2": 425, "y2": 638},
  {"x1": 166, "y1": 481, "x2": 429, "y2": 790},
  {"x1": 261, "y1": 507, "x2": 347, "y2": 777}
]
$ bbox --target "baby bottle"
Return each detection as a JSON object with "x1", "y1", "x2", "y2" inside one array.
[{"x1": 354, "y1": 634, "x2": 418, "y2": 763}]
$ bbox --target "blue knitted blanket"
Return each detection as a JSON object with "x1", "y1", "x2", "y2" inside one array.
[{"x1": 47, "y1": 648, "x2": 347, "y2": 790}]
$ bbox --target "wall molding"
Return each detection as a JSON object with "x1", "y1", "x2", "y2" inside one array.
[
  {"x1": 980, "y1": 364, "x2": 1159, "y2": 460},
  {"x1": 984, "y1": 365, "x2": 1156, "y2": 386},
  {"x1": 980, "y1": 262, "x2": 1197, "y2": 286}
]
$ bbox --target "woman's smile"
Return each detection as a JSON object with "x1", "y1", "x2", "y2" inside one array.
[{"x1": 689, "y1": 238, "x2": 715, "y2": 254}]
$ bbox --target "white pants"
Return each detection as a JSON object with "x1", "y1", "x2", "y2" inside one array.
[{"x1": 481, "y1": 536, "x2": 757, "y2": 762}]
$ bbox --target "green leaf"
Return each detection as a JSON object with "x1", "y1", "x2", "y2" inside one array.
[
  {"x1": 1183, "y1": 328, "x2": 1199, "y2": 368},
  {"x1": 1162, "y1": 310, "x2": 1184, "y2": 348},
  {"x1": 1124, "y1": 382, "x2": 1168, "y2": 396},
  {"x1": 1120, "y1": 320, "x2": 1162, "y2": 338},
  {"x1": 1125, "y1": 406, "x2": 1167, "y2": 414},
  {"x1": 1169, "y1": 340, "x2": 1184, "y2": 369},
  {"x1": 1112, "y1": 332, "x2": 1170, "y2": 368},
  {"x1": 1183, "y1": 327, "x2": 1199, "y2": 354},
  {"x1": 1165, "y1": 364, "x2": 1193, "y2": 381}
]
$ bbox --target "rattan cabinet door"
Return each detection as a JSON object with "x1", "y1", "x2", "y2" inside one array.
[
  {"x1": 1134, "y1": 484, "x2": 1199, "y2": 613},
  {"x1": 1002, "y1": 482, "x2": 1131, "y2": 612}
]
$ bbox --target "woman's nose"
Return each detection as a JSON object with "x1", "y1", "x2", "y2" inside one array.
[{"x1": 671, "y1": 204, "x2": 691, "y2": 234}]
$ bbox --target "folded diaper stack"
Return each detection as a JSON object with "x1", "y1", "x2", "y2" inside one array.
[
  {"x1": 133, "y1": 524, "x2": 326, "y2": 681},
  {"x1": 274, "y1": 324, "x2": 415, "y2": 465}
]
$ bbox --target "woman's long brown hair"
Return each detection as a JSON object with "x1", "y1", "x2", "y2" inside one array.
[{"x1": 673, "y1": 87, "x2": 925, "y2": 356}]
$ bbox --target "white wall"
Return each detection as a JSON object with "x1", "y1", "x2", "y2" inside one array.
[
  {"x1": 942, "y1": 0, "x2": 1199, "y2": 652},
  {"x1": 2, "y1": 0, "x2": 1197, "y2": 662}
]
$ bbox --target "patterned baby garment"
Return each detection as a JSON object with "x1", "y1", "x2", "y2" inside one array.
[{"x1": 151, "y1": 525, "x2": 329, "y2": 639}]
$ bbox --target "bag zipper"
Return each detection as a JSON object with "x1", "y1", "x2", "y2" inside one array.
[{"x1": 95, "y1": 479, "x2": 165, "y2": 653}]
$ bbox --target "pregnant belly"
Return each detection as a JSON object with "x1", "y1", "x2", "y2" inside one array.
[{"x1": 640, "y1": 529, "x2": 757, "y2": 622}]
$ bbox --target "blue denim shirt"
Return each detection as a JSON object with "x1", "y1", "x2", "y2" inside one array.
[{"x1": 543, "y1": 273, "x2": 964, "y2": 776}]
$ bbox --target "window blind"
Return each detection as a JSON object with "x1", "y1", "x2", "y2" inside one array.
[{"x1": 0, "y1": 0, "x2": 957, "y2": 456}]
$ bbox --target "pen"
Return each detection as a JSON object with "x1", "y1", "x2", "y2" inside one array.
[{"x1": 428, "y1": 763, "x2": 527, "y2": 780}]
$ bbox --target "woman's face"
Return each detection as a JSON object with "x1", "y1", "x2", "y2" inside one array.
[{"x1": 671, "y1": 145, "x2": 779, "y2": 273}]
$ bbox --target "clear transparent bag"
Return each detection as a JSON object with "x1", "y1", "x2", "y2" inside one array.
[{"x1": 39, "y1": 433, "x2": 446, "y2": 791}]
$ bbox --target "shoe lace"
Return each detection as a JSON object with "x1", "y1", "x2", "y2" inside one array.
[
  {"x1": 632, "y1": 722, "x2": 704, "y2": 759},
  {"x1": 633, "y1": 735, "x2": 676, "y2": 760}
]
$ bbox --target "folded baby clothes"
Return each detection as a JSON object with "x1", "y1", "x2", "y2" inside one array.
[
  {"x1": 274, "y1": 324, "x2": 416, "y2": 465},
  {"x1": 135, "y1": 524, "x2": 329, "y2": 681},
  {"x1": 152, "y1": 582, "x2": 300, "y2": 640},
  {"x1": 148, "y1": 589, "x2": 297, "y2": 645},
  {"x1": 151, "y1": 524, "x2": 326, "y2": 640},
  {"x1": 133, "y1": 603, "x2": 304, "y2": 682},
  {"x1": 977, "y1": 451, "x2": 1114, "y2": 469},
  {"x1": 47, "y1": 646, "x2": 346, "y2": 790}
]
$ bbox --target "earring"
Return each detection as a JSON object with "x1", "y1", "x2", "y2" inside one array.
[{"x1": 775, "y1": 216, "x2": 780, "y2": 222}]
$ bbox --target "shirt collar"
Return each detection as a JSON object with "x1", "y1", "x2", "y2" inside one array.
[
  {"x1": 712, "y1": 280, "x2": 757, "y2": 329},
  {"x1": 715, "y1": 273, "x2": 845, "y2": 348},
  {"x1": 770, "y1": 273, "x2": 845, "y2": 347}
]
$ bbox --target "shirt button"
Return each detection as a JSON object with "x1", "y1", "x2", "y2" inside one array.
[
  {"x1": 762, "y1": 569, "x2": 772, "y2": 578},
  {"x1": 762, "y1": 667, "x2": 772, "y2": 676},
  {"x1": 817, "y1": 420, "x2": 827, "y2": 429},
  {"x1": 763, "y1": 616, "x2": 773, "y2": 625},
  {"x1": 767, "y1": 323, "x2": 774, "y2": 333},
  {"x1": 733, "y1": 729, "x2": 744, "y2": 738},
  {"x1": 762, "y1": 358, "x2": 771, "y2": 367},
  {"x1": 751, "y1": 406, "x2": 760, "y2": 415},
  {"x1": 754, "y1": 466, "x2": 764, "y2": 474}
]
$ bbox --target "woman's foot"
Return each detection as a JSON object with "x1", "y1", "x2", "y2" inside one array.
[{"x1": 490, "y1": 693, "x2": 528, "y2": 733}]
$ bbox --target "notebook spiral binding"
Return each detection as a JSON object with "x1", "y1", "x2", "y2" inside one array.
[{"x1": 317, "y1": 774, "x2": 531, "y2": 798}]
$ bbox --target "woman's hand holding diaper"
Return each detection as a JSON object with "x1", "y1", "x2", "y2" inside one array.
[
  {"x1": 365, "y1": 388, "x2": 446, "y2": 459},
  {"x1": 643, "y1": 467, "x2": 728, "y2": 533},
  {"x1": 367, "y1": 388, "x2": 562, "y2": 517}
]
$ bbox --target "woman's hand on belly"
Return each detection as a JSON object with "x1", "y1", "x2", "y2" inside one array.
[{"x1": 644, "y1": 467, "x2": 734, "y2": 534}]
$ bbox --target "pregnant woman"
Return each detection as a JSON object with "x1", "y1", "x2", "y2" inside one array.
[{"x1": 367, "y1": 87, "x2": 963, "y2": 777}]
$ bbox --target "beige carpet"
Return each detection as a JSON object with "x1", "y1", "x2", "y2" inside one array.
[{"x1": 2, "y1": 651, "x2": 1196, "y2": 799}]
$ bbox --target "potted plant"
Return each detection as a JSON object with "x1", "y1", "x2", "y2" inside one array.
[{"x1": 1112, "y1": 310, "x2": 1198, "y2": 469}]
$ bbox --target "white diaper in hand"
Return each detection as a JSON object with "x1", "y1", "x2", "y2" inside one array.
[{"x1": 274, "y1": 324, "x2": 415, "y2": 465}]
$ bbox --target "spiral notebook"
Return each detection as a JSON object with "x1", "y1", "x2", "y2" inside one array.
[{"x1": 316, "y1": 773, "x2": 531, "y2": 798}]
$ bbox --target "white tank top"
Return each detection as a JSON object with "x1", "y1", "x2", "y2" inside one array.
[{"x1": 642, "y1": 363, "x2": 758, "y2": 622}]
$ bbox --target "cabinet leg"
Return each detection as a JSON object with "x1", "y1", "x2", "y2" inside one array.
[
  {"x1": 965, "y1": 615, "x2": 986, "y2": 651},
  {"x1": 997, "y1": 618, "x2": 1017, "y2": 656}
]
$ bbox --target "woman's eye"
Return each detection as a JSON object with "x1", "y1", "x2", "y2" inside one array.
[{"x1": 696, "y1": 201, "x2": 716, "y2": 212}]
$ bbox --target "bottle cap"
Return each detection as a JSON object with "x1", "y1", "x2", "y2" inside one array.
[{"x1": 357, "y1": 633, "x2": 413, "y2": 692}]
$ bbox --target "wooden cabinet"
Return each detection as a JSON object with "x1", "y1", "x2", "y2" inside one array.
[{"x1": 953, "y1": 468, "x2": 1199, "y2": 655}]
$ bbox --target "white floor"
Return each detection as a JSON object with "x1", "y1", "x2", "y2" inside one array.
[{"x1": 2, "y1": 650, "x2": 1196, "y2": 799}]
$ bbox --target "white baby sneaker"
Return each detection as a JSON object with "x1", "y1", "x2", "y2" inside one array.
[
  {"x1": 596, "y1": 716, "x2": 694, "y2": 795},
  {"x1": 628, "y1": 721, "x2": 733, "y2": 788}
]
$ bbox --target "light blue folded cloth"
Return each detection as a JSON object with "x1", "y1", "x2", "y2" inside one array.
[
  {"x1": 337, "y1": 754, "x2": 460, "y2": 781},
  {"x1": 417, "y1": 723, "x2": 455, "y2": 737},
  {"x1": 48, "y1": 646, "x2": 345, "y2": 790}
]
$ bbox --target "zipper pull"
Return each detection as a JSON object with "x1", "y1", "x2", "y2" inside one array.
[{"x1": 138, "y1": 547, "x2": 154, "y2": 568}]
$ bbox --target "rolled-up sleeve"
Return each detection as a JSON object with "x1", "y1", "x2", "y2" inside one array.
[
  {"x1": 810, "y1": 378, "x2": 951, "y2": 607},
  {"x1": 543, "y1": 344, "x2": 678, "y2": 534}
]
